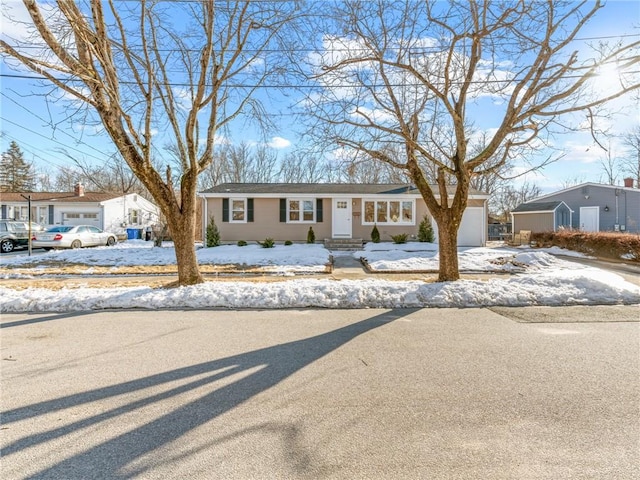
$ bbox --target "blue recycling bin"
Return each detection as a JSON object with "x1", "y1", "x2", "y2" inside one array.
[{"x1": 126, "y1": 228, "x2": 142, "y2": 240}]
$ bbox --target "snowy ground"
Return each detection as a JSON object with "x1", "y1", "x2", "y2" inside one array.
[{"x1": 1, "y1": 241, "x2": 639, "y2": 311}]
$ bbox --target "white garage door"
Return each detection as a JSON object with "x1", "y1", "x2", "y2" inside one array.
[
  {"x1": 432, "y1": 207, "x2": 485, "y2": 247},
  {"x1": 62, "y1": 212, "x2": 100, "y2": 226}
]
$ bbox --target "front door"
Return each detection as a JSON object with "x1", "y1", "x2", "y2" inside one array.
[
  {"x1": 332, "y1": 198, "x2": 352, "y2": 238},
  {"x1": 580, "y1": 206, "x2": 599, "y2": 232}
]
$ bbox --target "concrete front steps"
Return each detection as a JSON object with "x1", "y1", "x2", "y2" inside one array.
[{"x1": 323, "y1": 238, "x2": 364, "y2": 251}]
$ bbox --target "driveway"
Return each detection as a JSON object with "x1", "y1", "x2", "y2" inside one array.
[{"x1": 2, "y1": 307, "x2": 638, "y2": 479}]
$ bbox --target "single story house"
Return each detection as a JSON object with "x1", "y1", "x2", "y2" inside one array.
[
  {"x1": 511, "y1": 178, "x2": 640, "y2": 234},
  {"x1": 0, "y1": 183, "x2": 160, "y2": 235},
  {"x1": 199, "y1": 183, "x2": 489, "y2": 246}
]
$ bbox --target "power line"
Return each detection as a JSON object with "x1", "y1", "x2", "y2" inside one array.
[{"x1": 0, "y1": 116, "x2": 110, "y2": 164}]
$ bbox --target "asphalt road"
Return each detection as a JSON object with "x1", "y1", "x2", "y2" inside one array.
[{"x1": 1, "y1": 307, "x2": 638, "y2": 479}]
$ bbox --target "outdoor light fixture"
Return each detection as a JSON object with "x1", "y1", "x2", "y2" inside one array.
[{"x1": 604, "y1": 205, "x2": 610, "y2": 212}]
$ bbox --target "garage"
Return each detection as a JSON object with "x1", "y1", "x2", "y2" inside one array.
[
  {"x1": 432, "y1": 206, "x2": 486, "y2": 247},
  {"x1": 62, "y1": 212, "x2": 101, "y2": 226}
]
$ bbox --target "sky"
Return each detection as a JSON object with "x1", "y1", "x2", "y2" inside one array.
[
  {"x1": 1, "y1": 241, "x2": 639, "y2": 311},
  {"x1": 0, "y1": 0, "x2": 639, "y2": 195}
]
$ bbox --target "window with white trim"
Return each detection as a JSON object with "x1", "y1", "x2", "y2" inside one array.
[
  {"x1": 231, "y1": 198, "x2": 247, "y2": 222},
  {"x1": 288, "y1": 199, "x2": 315, "y2": 223},
  {"x1": 363, "y1": 200, "x2": 414, "y2": 225}
]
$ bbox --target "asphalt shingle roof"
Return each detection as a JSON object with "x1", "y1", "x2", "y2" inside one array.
[
  {"x1": 512, "y1": 201, "x2": 564, "y2": 213},
  {"x1": 0, "y1": 192, "x2": 121, "y2": 203},
  {"x1": 201, "y1": 183, "x2": 487, "y2": 196}
]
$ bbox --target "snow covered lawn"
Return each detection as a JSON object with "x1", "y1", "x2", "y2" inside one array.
[
  {"x1": 1, "y1": 241, "x2": 639, "y2": 311},
  {"x1": 0, "y1": 241, "x2": 332, "y2": 274}
]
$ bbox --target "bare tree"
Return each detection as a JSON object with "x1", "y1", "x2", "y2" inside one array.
[
  {"x1": 598, "y1": 139, "x2": 620, "y2": 186},
  {"x1": 307, "y1": 0, "x2": 639, "y2": 281},
  {"x1": 1, "y1": 0, "x2": 298, "y2": 285},
  {"x1": 622, "y1": 126, "x2": 640, "y2": 187},
  {"x1": 493, "y1": 182, "x2": 542, "y2": 224}
]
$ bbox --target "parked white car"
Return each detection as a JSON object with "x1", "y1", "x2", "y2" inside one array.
[{"x1": 33, "y1": 225, "x2": 118, "y2": 250}]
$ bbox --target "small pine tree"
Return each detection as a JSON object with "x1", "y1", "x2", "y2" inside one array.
[
  {"x1": 205, "y1": 216, "x2": 221, "y2": 247},
  {"x1": 371, "y1": 224, "x2": 380, "y2": 243},
  {"x1": 418, "y1": 215, "x2": 435, "y2": 242},
  {"x1": 307, "y1": 226, "x2": 315, "y2": 244}
]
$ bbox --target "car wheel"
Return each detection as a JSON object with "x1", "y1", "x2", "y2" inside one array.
[
  {"x1": 1, "y1": 239, "x2": 15, "y2": 253},
  {"x1": 106, "y1": 236, "x2": 116, "y2": 246},
  {"x1": 71, "y1": 240, "x2": 82, "y2": 249}
]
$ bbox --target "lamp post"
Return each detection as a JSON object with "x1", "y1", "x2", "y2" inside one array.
[{"x1": 20, "y1": 194, "x2": 32, "y2": 256}]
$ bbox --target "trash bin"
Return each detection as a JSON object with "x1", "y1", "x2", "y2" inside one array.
[
  {"x1": 145, "y1": 227, "x2": 152, "y2": 241},
  {"x1": 126, "y1": 228, "x2": 143, "y2": 240}
]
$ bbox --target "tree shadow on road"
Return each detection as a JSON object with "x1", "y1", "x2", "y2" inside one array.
[{"x1": 2, "y1": 309, "x2": 416, "y2": 479}]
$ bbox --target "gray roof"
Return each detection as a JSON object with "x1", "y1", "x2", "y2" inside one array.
[
  {"x1": 201, "y1": 183, "x2": 487, "y2": 196},
  {"x1": 512, "y1": 201, "x2": 565, "y2": 213}
]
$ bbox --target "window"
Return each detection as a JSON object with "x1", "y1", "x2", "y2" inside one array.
[
  {"x1": 287, "y1": 199, "x2": 315, "y2": 223},
  {"x1": 65, "y1": 213, "x2": 80, "y2": 219},
  {"x1": 231, "y1": 199, "x2": 246, "y2": 222},
  {"x1": 130, "y1": 209, "x2": 140, "y2": 224},
  {"x1": 223, "y1": 198, "x2": 253, "y2": 223},
  {"x1": 363, "y1": 199, "x2": 414, "y2": 225},
  {"x1": 84, "y1": 213, "x2": 98, "y2": 219}
]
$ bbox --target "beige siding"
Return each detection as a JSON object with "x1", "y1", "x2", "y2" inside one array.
[
  {"x1": 207, "y1": 198, "x2": 332, "y2": 242},
  {"x1": 512, "y1": 212, "x2": 554, "y2": 233},
  {"x1": 204, "y1": 196, "x2": 484, "y2": 243}
]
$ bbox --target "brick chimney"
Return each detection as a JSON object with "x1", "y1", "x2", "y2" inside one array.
[
  {"x1": 74, "y1": 182, "x2": 85, "y2": 197},
  {"x1": 623, "y1": 177, "x2": 634, "y2": 188}
]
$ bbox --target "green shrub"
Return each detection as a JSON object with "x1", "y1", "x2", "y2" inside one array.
[
  {"x1": 237, "y1": 240, "x2": 247, "y2": 247},
  {"x1": 205, "y1": 216, "x2": 221, "y2": 247},
  {"x1": 371, "y1": 224, "x2": 380, "y2": 243},
  {"x1": 418, "y1": 215, "x2": 434, "y2": 242},
  {"x1": 391, "y1": 233, "x2": 408, "y2": 244},
  {"x1": 258, "y1": 237, "x2": 275, "y2": 248},
  {"x1": 307, "y1": 226, "x2": 316, "y2": 244},
  {"x1": 284, "y1": 240, "x2": 293, "y2": 246}
]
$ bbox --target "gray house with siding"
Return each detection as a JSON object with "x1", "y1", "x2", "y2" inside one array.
[{"x1": 511, "y1": 179, "x2": 640, "y2": 234}]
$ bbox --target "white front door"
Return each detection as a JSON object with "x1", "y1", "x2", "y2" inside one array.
[
  {"x1": 580, "y1": 206, "x2": 599, "y2": 232},
  {"x1": 332, "y1": 198, "x2": 352, "y2": 238}
]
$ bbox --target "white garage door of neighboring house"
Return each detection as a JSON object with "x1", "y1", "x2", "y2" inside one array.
[
  {"x1": 63, "y1": 212, "x2": 100, "y2": 226},
  {"x1": 433, "y1": 207, "x2": 485, "y2": 247},
  {"x1": 580, "y1": 206, "x2": 599, "y2": 232}
]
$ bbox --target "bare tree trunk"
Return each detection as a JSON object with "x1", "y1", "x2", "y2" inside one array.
[
  {"x1": 169, "y1": 214, "x2": 203, "y2": 285},
  {"x1": 434, "y1": 212, "x2": 460, "y2": 282}
]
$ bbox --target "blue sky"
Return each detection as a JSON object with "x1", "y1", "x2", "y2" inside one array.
[{"x1": 1, "y1": 0, "x2": 639, "y2": 194}]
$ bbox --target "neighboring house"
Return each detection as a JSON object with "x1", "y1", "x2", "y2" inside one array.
[
  {"x1": 199, "y1": 183, "x2": 489, "y2": 246},
  {"x1": 0, "y1": 183, "x2": 160, "y2": 234},
  {"x1": 511, "y1": 178, "x2": 640, "y2": 234}
]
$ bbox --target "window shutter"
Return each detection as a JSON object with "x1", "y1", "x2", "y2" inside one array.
[
  {"x1": 247, "y1": 198, "x2": 254, "y2": 222},
  {"x1": 48, "y1": 205, "x2": 54, "y2": 225},
  {"x1": 316, "y1": 198, "x2": 323, "y2": 222},
  {"x1": 222, "y1": 198, "x2": 229, "y2": 222},
  {"x1": 280, "y1": 198, "x2": 286, "y2": 222}
]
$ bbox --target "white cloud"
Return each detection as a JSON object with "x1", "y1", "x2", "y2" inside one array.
[{"x1": 267, "y1": 136, "x2": 291, "y2": 149}]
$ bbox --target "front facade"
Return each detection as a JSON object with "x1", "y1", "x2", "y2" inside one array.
[
  {"x1": 0, "y1": 184, "x2": 160, "y2": 234},
  {"x1": 200, "y1": 183, "x2": 489, "y2": 246},
  {"x1": 511, "y1": 181, "x2": 640, "y2": 234}
]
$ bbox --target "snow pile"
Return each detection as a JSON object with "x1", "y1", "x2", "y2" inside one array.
[{"x1": 1, "y1": 242, "x2": 639, "y2": 312}]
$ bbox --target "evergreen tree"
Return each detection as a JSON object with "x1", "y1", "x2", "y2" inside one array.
[
  {"x1": 205, "y1": 216, "x2": 221, "y2": 247},
  {"x1": 418, "y1": 216, "x2": 435, "y2": 242},
  {"x1": 0, "y1": 141, "x2": 35, "y2": 192}
]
